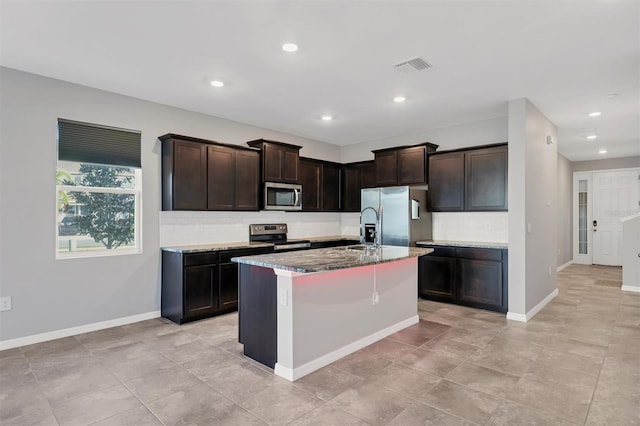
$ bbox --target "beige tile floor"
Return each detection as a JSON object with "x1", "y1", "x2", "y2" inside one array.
[{"x1": 1, "y1": 264, "x2": 638, "y2": 425}]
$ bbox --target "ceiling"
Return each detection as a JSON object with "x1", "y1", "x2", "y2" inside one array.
[{"x1": 1, "y1": 1, "x2": 638, "y2": 161}]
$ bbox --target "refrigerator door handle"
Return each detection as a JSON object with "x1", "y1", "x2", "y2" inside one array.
[{"x1": 378, "y1": 204, "x2": 383, "y2": 245}]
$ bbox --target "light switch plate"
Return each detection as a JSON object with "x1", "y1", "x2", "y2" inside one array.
[{"x1": 0, "y1": 296, "x2": 12, "y2": 312}]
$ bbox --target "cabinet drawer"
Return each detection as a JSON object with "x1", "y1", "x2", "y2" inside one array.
[
  {"x1": 419, "y1": 246, "x2": 456, "y2": 257},
  {"x1": 219, "y1": 247, "x2": 273, "y2": 263},
  {"x1": 184, "y1": 252, "x2": 218, "y2": 267},
  {"x1": 455, "y1": 247, "x2": 502, "y2": 261}
]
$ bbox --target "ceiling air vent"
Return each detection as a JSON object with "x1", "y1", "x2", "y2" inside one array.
[{"x1": 393, "y1": 57, "x2": 432, "y2": 73}]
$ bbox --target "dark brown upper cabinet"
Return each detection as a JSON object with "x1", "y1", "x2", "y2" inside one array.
[
  {"x1": 372, "y1": 143, "x2": 438, "y2": 187},
  {"x1": 465, "y1": 145, "x2": 508, "y2": 211},
  {"x1": 340, "y1": 160, "x2": 376, "y2": 212},
  {"x1": 246, "y1": 139, "x2": 301, "y2": 184},
  {"x1": 299, "y1": 157, "x2": 341, "y2": 212},
  {"x1": 428, "y1": 143, "x2": 508, "y2": 212},
  {"x1": 161, "y1": 134, "x2": 260, "y2": 211},
  {"x1": 162, "y1": 138, "x2": 208, "y2": 210},
  {"x1": 299, "y1": 158, "x2": 322, "y2": 211},
  {"x1": 322, "y1": 162, "x2": 341, "y2": 211},
  {"x1": 428, "y1": 152, "x2": 465, "y2": 212}
]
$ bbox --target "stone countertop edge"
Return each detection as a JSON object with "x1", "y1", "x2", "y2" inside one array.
[
  {"x1": 232, "y1": 246, "x2": 433, "y2": 273},
  {"x1": 160, "y1": 235, "x2": 360, "y2": 253},
  {"x1": 416, "y1": 240, "x2": 508, "y2": 249},
  {"x1": 161, "y1": 241, "x2": 274, "y2": 253}
]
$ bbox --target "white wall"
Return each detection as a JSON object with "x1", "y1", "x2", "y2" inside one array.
[
  {"x1": 557, "y1": 153, "x2": 573, "y2": 267},
  {"x1": 0, "y1": 67, "x2": 340, "y2": 342},
  {"x1": 508, "y1": 98, "x2": 558, "y2": 319}
]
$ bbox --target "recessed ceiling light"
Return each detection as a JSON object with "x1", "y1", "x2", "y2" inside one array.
[
  {"x1": 588, "y1": 111, "x2": 601, "y2": 117},
  {"x1": 321, "y1": 115, "x2": 333, "y2": 121},
  {"x1": 210, "y1": 80, "x2": 224, "y2": 88},
  {"x1": 282, "y1": 43, "x2": 298, "y2": 52},
  {"x1": 586, "y1": 135, "x2": 597, "y2": 140},
  {"x1": 393, "y1": 96, "x2": 406, "y2": 103},
  {"x1": 607, "y1": 93, "x2": 618, "y2": 99},
  {"x1": 598, "y1": 149, "x2": 607, "y2": 154}
]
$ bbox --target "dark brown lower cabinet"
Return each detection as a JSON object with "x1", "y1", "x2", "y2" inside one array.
[
  {"x1": 418, "y1": 245, "x2": 508, "y2": 313},
  {"x1": 418, "y1": 254, "x2": 456, "y2": 302},
  {"x1": 162, "y1": 246, "x2": 273, "y2": 324}
]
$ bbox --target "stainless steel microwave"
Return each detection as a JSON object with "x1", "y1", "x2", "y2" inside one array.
[{"x1": 264, "y1": 182, "x2": 302, "y2": 211}]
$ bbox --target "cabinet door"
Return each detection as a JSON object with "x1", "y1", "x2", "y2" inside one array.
[
  {"x1": 398, "y1": 146, "x2": 426, "y2": 185},
  {"x1": 172, "y1": 140, "x2": 207, "y2": 210},
  {"x1": 418, "y1": 255, "x2": 456, "y2": 301},
  {"x1": 457, "y1": 258, "x2": 503, "y2": 310},
  {"x1": 375, "y1": 151, "x2": 398, "y2": 186},
  {"x1": 184, "y1": 264, "x2": 218, "y2": 319},
  {"x1": 300, "y1": 159, "x2": 321, "y2": 211},
  {"x1": 428, "y1": 152, "x2": 464, "y2": 211},
  {"x1": 465, "y1": 146, "x2": 508, "y2": 211},
  {"x1": 219, "y1": 262, "x2": 239, "y2": 311},
  {"x1": 360, "y1": 161, "x2": 376, "y2": 189},
  {"x1": 283, "y1": 147, "x2": 300, "y2": 183},
  {"x1": 322, "y1": 163, "x2": 340, "y2": 211},
  {"x1": 207, "y1": 145, "x2": 235, "y2": 210},
  {"x1": 263, "y1": 143, "x2": 283, "y2": 182},
  {"x1": 342, "y1": 166, "x2": 361, "y2": 212},
  {"x1": 235, "y1": 150, "x2": 260, "y2": 210}
]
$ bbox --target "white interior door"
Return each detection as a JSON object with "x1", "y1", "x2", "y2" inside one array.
[{"x1": 592, "y1": 170, "x2": 640, "y2": 266}]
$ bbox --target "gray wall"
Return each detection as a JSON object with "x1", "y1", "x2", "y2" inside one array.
[
  {"x1": 572, "y1": 156, "x2": 640, "y2": 172},
  {"x1": 557, "y1": 153, "x2": 573, "y2": 267},
  {"x1": 0, "y1": 67, "x2": 339, "y2": 342},
  {"x1": 508, "y1": 98, "x2": 558, "y2": 316}
]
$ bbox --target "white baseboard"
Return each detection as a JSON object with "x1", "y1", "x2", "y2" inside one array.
[
  {"x1": 506, "y1": 312, "x2": 527, "y2": 322},
  {"x1": 506, "y1": 288, "x2": 559, "y2": 323},
  {"x1": 557, "y1": 260, "x2": 573, "y2": 272},
  {"x1": 0, "y1": 311, "x2": 161, "y2": 351},
  {"x1": 621, "y1": 285, "x2": 640, "y2": 293},
  {"x1": 274, "y1": 314, "x2": 419, "y2": 382}
]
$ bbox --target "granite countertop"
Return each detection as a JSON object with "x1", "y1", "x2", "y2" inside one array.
[
  {"x1": 232, "y1": 245, "x2": 433, "y2": 273},
  {"x1": 307, "y1": 235, "x2": 360, "y2": 243},
  {"x1": 416, "y1": 240, "x2": 508, "y2": 249},
  {"x1": 161, "y1": 241, "x2": 273, "y2": 253},
  {"x1": 161, "y1": 235, "x2": 360, "y2": 253}
]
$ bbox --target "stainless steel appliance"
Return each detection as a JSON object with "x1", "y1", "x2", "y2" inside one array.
[
  {"x1": 263, "y1": 182, "x2": 302, "y2": 211},
  {"x1": 249, "y1": 223, "x2": 311, "y2": 251},
  {"x1": 361, "y1": 186, "x2": 432, "y2": 246}
]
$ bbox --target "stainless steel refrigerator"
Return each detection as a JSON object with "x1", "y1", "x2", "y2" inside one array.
[{"x1": 361, "y1": 186, "x2": 432, "y2": 246}]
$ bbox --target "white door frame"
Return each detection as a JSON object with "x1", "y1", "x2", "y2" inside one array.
[
  {"x1": 573, "y1": 167, "x2": 640, "y2": 265},
  {"x1": 573, "y1": 171, "x2": 592, "y2": 265}
]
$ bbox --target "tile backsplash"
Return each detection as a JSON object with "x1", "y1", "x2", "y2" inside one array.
[
  {"x1": 159, "y1": 211, "x2": 508, "y2": 247},
  {"x1": 431, "y1": 212, "x2": 508, "y2": 243},
  {"x1": 159, "y1": 211, "x2": 345, "y2": 246}
]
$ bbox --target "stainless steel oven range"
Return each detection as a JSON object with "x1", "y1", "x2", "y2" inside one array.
[{"x1": 249, "y1": 223, "x2": 311, "y2": 252}]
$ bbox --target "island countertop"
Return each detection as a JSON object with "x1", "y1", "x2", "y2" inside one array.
[
  {"x1": 416, "y1": 240, "x2": 508, "y2": 250},
  {"x1": 232, "y1": 245, "x2": 433, "y2": 273}
]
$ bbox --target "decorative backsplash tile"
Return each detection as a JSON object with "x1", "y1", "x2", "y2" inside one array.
[{"x1": 431, "y1": 212, "x2": 508, "y2": 243}]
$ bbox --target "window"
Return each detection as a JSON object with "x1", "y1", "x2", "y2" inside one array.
[{"x1": 56, "y1": 119, "x2": 141, "y2": 258}]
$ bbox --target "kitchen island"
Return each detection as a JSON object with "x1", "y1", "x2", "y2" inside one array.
[{"x1": 232, "y1": 245, "x2": 433, "y2": 381}]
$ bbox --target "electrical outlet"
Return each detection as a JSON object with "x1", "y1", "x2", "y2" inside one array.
[
  {"x1": 372, "y1": 291, "x2": 379, "y2": 306},
  {"x1": 0, "y1": 296, "x2": 12, "y2": 312}
]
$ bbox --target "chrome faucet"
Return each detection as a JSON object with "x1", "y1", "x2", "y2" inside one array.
[{"x1": 360, "y1": 206, "x2": 382, "y2": 247}]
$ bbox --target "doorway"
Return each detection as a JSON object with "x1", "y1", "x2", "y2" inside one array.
[{"x1": 573, "y1": 168, "x2": 640, "y2": 266}]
